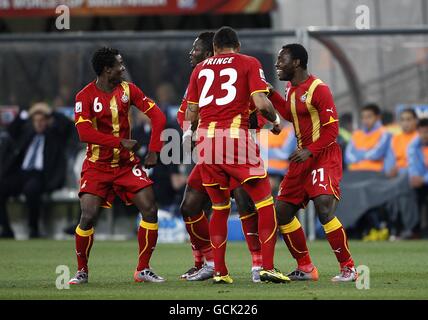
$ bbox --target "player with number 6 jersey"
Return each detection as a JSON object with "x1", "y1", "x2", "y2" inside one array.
[
  {"x1": 69, "y1": 47, "x2": 167, "y2": 285},
  {"x1": 274, "y1": 44, "x2": 357, "y2": 282}
]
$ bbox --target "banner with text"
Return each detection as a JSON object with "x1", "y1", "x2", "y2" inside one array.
[{"x1": 0, "y1": 0, "x2": 274, "y2": 17}]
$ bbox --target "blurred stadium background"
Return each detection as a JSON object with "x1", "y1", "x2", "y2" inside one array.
[{"x1": 0, "y1": 0, "x2": 427, "y2": 245}]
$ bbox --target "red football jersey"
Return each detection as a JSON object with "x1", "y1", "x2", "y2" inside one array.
[
  {"x1": 280, "y1": 75, "x2": 339, "y2": 149},
  {"x1": 75, "y1": 81, "x2": 160, "y2": 167},
  {"x1": 186, "y1": 53, "x2": 269, "y2": 134}
]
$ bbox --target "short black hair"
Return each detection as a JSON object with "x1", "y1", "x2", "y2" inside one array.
[
  {"x1": 282, "y1": 43, "x2": 308, "y2": 70},
  {"x1": 92, "y1": 47, "x2": 120, "y2": 76},
  {"x1": 197, "y1": 31, "x2": 215, "y2": 55},
  {"x1": 362, "y1": 103, "x2": 381, "y2": 116},
  {"x1": 381, "y1": 110, "x2": 394, "y2": 125},
  {"x1": 400, "y1": 108, "x2": 418, "y2": 119},
  {"x1": 418, "y1": 118, "x2": 428, "y2": 128},
  {"x1": 213, "y1": 26, "x2": 239, "y2": 49}
]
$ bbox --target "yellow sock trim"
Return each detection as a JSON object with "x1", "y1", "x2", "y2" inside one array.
[
  {"x1": 255, "y1": 196, "x2": 273, "y2": 210},
  {"x1": 323, "y1": 217, "x2": 342, "y2": 234},
  {"x1": 75, "y1": 225, "x2": 94, "y2": 237},
  {"x1": 140, "y1": 220, "x2": 159, "y2": 230},
  {"x1": 212, "y1": 202, "x2": 231, "y2": 210},
  {"x1": 263, "y1": 207, "x2": 278, "y2": 244},
  {"x1": 279, "y1": 217, "x2": 301, "y2": 234},
  {"x1": 239, "y1": 212, "x2": 257, "y2": 220},
  {"x1": 184, "y1": 212, "x2": 205, "y2": 224}
]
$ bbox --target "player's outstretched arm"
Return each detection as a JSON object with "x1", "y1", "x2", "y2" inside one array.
[{"x1": 252, "y1": 92, "x2": 282, "y2": 134}]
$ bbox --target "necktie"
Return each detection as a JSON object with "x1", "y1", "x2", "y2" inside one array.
[{"x1": 27, "y1": 135, "x2": 42, "y2": 170}]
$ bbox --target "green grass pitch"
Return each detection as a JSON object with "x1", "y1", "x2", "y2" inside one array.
[{"x1": 0, "y1": 240, "x2": 427, "y2": 299}]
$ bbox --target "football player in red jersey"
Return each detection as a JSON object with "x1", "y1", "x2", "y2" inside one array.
[
  {"x1": 68, "y1": 47, "x2": 167, "y2": 284},
  {"x1": 186, "y1": 27, "x2": 290, "y2": 284},
  {"x1": 178, "y1": 32, "x2": 265, "y2": 283},
  {"x1": 274, "y1": 44, "x2": 357, "y2": 282}
]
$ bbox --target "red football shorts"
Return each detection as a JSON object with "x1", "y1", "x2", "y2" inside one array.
[
  {"x1": 277, "y1": 142, "x2": 342, "y2": 208},
  {"x1": 187, "y1": 164, "x2": 243, "y2": 193},
  {"x1": 79, "y1": 159, "x2": 153, "y2": 208}
]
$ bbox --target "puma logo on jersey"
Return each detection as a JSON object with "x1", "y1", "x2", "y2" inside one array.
[
  {"x1": 139, "y1": 177, "x2": 148, "y2": 182},
  {"x1": 333, "y1": 248, "x2": 342, "y2": 254},
  {"x1": 319, "y1": 183, "x2": 328, "y2": 190},
  {"x1": 326, "y1": 108, "x2": 334, "y2": 113}
]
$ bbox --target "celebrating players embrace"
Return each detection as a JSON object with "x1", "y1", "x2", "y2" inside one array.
[{"x1": 69, "y1": 26, "x2": 356, "y2": 285}]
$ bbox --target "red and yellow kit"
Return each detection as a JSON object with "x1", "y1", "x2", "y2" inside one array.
[
  {"x1": 276, "y1": 75, "x2": 341, "y2": 207},
  {"x1": 186, "y1": 53, "x2": 270, "y2": 189},
  {"x1": 74, "y1": 80, "x2": 166, "y2": 207}
]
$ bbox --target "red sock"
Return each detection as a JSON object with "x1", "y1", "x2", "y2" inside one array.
[
  {"x1": 184, "y1": 212, "x2": 212, "y2": 268},
  {"x1": 323, "y1": 217, "x2": 354, "y2": 268},
  {"x1": 243, "y1": 178, "x2": 277, "y2": 271},
  {"x1": 240, "y1": 212, "x2": 262, "y2": 268},
  {"x1": 209, "y1": 206, "x2": 230, "y2": 276},
  {"x1": 137, "y1": 220, "x2": 158, "y2": 271},
  {"x1": 279, "y1": 217, "x2": 313, "y2": 272},
  {"x1": 74, "y1": 225, "x2": 94, "y2": 273},
  {"x1": 255, "y1": 199, "x2": 277, "y2": 270}
]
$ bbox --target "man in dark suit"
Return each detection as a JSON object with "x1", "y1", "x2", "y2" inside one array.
[{"x1": 0, "y1": 103, "x2": 68, "y2": 238}]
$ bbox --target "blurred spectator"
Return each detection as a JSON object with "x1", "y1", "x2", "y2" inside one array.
[
  {"x1": 384, "y1": 109, "x2": 418, "y2": 177},
  {"x1": 384, "y1": 108, "x2": 419, "y2": 239},
  {"x1": 155, "y1": 82, "x2": 180, "y2": 129},
  {"x1": 346, "y1": 103, "x2": 391, "y2": 172},
  {"x1": 260, "y1": 122, "x2": 296, "y2": 194},
  {"x1": 0, "y1": 103, "x2": 69, "y2": 238},
  {"x1": 408, "y1": 118, "x2": 428, "y2": 237},
  {"x1": 345, "y1": 103, "x2": 391, "y2": 241}
]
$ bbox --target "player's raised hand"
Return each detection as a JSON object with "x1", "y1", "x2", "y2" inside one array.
[
  {"x1": 271, "y1": 123, "x2": 282, "y2": 135},
  {"x1": 289, "y1": 149, "x2": 312, "y2": 163},
  {"x1": 144, "y1": 151, "x2": 159, "y2": 169},
  {"x1": 120, "y1": 139, "x2": 138, "y2": 151}
]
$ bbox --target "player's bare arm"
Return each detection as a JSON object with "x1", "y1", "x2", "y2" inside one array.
[
  {"x1": 252, "y1": 92, "x2": 282, "y2": 135},
  {"x1": 186, "y1": 102, "x2": 199, "y2": 124}
]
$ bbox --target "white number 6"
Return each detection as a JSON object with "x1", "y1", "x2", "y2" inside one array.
[
  {"x1": 132, "y1": 164, "x2": 142, "y2": 177},
  {"x1": 93, "y1": 97, "x2": 103, "y2": 112}
]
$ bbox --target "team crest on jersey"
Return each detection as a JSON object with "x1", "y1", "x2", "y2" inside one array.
[
  {"x1": 121, "y1": 91, "x2": 129, "y2": 103},
  {"x1": 300, "y1": 91, "x2": 308, "y2": 102}
]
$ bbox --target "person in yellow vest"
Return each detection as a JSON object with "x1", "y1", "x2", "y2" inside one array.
[
  {"x1": 384, "y1": 108, "x2": 418, "y2": 177},
  {"x1": 384, "y1": 108, "x2": 419, "y2": 240},
  {"x1": 345, "y1": 103, "x2": 391, "y2": 241},
  {"x1": 260, "y1": 122, "x2": 296, "y2": 194},
  {"x1": 345, "y1": 103, "x2": 391, "y2": 171},
  {"x1": 408, "y1": 118, "x2": 428, "y2": 238}
]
